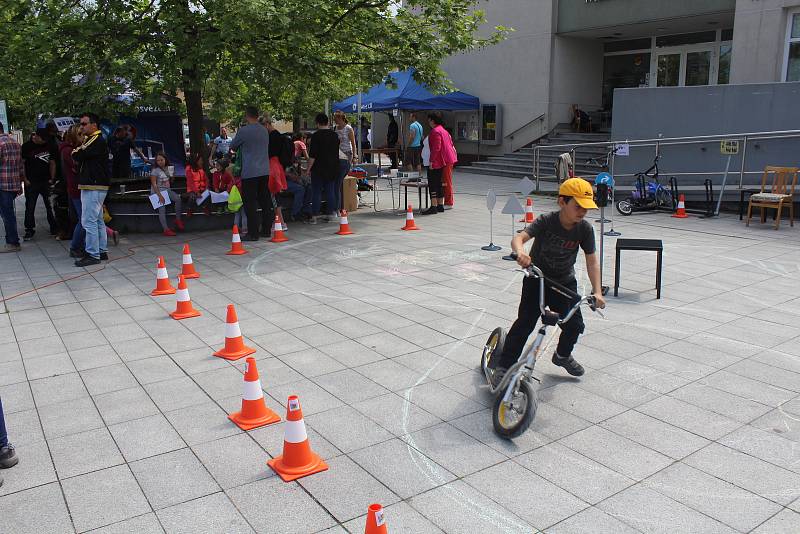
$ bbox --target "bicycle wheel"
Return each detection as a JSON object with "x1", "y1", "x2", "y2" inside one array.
[
  {"x1": 493, "y1": 379, "x2": 537, "y2": 439},
  {"x1": 481, "y1": 327, "x2": 505, "y2": 371},
  {"x1": 656, "y1": 188, "x2": 673, "y2": 210},
  {"x1": 616, "y1": 198, "x2": 633, "y2": 216}
]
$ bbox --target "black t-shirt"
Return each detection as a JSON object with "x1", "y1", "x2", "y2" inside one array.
[
  {"x1": 21, "y1": 140, "x2": 57, "y2": 184},
  {"x1": 309, "y1": 129, "x2": 339, "y2": 179},
  {"x1": 525, "y1": 211, "x2": 596, "y2": 283},
  {"x1": 110, "y1": 137, "x2": 134, "y2": 166}
]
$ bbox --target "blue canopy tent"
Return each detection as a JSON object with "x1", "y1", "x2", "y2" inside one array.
[{"x1": 333, "y1": 70, "x2": 479, "y2": 112}]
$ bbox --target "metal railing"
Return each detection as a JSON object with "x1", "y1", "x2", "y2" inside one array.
[
  {"x1": 532, "y1": 129, "x2": 800, "y2": 192},
  {"x1": 506, "y1": 113, "x2": 546, "y2": 152}
]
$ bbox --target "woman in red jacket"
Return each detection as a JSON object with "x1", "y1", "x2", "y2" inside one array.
[
  {"x1": 422, "y1": 111, "x2": 458, "y2": 215},
  {"x1": 185, "y1": 153, "x2": 210, "y2": 216}
]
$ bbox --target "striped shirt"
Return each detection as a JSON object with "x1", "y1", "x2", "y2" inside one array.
[{"x1": 0, "y1": 134, "x2": 22, "y2": 192}]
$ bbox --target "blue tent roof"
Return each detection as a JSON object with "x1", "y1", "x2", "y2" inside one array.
[{"x1": 333, "y1": 70, "x2": 479, "y2": 112}]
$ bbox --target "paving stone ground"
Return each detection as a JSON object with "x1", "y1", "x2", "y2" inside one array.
[{"x1": 1, "y1": 171, "x2": 799, "y2": 533}]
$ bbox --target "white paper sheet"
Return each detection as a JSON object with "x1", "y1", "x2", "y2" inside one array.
[
  {"x1": 210, "y1": 191, "x2": 229, "y2": 203},
  {"x1": 196, "y1": 189, "x2": 211, "y2": 205},
  {"x1": 149, "y1": 190, "x2": 172, "y2": 210}
]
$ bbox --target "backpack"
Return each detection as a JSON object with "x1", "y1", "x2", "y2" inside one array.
[{"x1": 278, "y1": 134, "x2": 294, "y2": 168}]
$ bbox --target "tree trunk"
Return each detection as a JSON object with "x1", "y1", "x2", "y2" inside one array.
[{"x1": 183, "y1": 79, "x2": 205, "y2": 162}]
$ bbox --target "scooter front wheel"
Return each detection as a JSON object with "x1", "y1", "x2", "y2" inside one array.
[
  {"x1": 492, "y1": 379, "x2": 537, "y2": 439},
  {"x1": 616, "y1": 199, "x2": 634, "y2": 216}
]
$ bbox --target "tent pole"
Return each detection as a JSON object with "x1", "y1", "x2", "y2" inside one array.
[{"x1": 356, "y1": 92, "x2": 362, "y2": 163}]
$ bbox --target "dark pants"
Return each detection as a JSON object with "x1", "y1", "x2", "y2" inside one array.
[
  {"x1": 70, "y1": 198, "x2": 85, "y2": 251},
  {"x1": 286, "y1": 180, "x2": 311, "y2": 217},
  {"x1": 240, "y1": 176, "x2": 273, "y2": 236},
  {"x1": 0, "y1": 191, "x2": 19, "y2": 245},
  {"x1": 428, "y1": 167, "x2": 443, "y2": 199},
  {"x1": 311, "y1": 171, "x2": 336, "y2": 216},
  {"x1": 0, "y1": 396, "x2": 8, "y2": 448},
  {"x1": 493, "y1": 275, "x2": 585, "y2": 370},
  {"x1": 361, "y1": 141, "x2": 371, "y2": 162},
  {"x1": 112, "y1": 161, "x2": 131, "y2": 180},
  {"x1": 24, "y1": 182, "x2": 57, "y2": 232},
  {"x1": 387, "y1": 142, "x2": 398, "y2": 168}
]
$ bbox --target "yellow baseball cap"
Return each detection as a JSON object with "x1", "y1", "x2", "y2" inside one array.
[{"x1": 559, "y1": 178, "x2": 598, "y2": 209}]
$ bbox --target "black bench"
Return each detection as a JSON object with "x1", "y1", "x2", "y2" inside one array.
[{"x1": 614, "y1": 238, "x2": 663, "y2": 299}]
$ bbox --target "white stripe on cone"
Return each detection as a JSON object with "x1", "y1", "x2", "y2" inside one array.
[
  {"x1": 284, "y1": 419, "x2": 308, "y2": 443},
  {"x1": 157, "y1": 267, "x2": 168, "y2": 278},
  {"x1": 176, "y1": 288, "x2": 190, "y2": 301},
  {"x1": 242, "y1": 379, "x2": 264, "y2": 401},
  {"x1": 341, "y1": 216, "x2": 349, "y2": 224},
  {"x1": 225, "y1": 322, "x2": 242, "y2": 339},
  {"x1": 182, "y1": 254, "x2": 192, "y2": 264},
  {"x1": 232, "y1": 234, "x2": 241, "y2": 243},
  {"x1": 274, "y1": 221, "x2": 281, "y2": 231},
  {"x1": 406, "y1": 212, "x2": 413, "y2": 220}
]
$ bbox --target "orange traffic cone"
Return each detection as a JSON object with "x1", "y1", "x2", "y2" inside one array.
[
  {"x1": 267, "y1": 395, "x2": 329, "y2": 481},
  {"x1": 151, "y1": 256, "x2": 176, "y2": 296},
  {"x1": 402, "y1": 204, "x2": 419, "y2": 231},
  {"x1": 270, "y1": 216, "x2": 288, "y2": 243},
  {"x1": 228, "y1": 357, "x2": 281, "y2": 430},
  {"x1": 227, "y1": 225, "x2": 248, "y2": 255},
  {"x1": 336, "y1": 210, "x2": 354, "y2": 235},
  {"x1": 519, "y1": 198, "x2": 534, "y2": 223},
  {"x1": 214, "y1": 304, "x2": 257, "y2": 360},
  {"x1": 169, "y1": 275, "x2": 202, "y2": 320},
  {"x1": 672, "y1": 194, "x2": 688, "y2": 218},
  {"x1": 364, "y1": 503, "x2": 388, "y2": 534},
  {"x1": 181, "y1": 243, "x2": 200, "y2": 279}
]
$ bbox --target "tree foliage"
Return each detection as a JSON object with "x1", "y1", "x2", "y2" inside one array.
[{"x1": 0, "y1": 0, "x2": 506, "y2": 145}]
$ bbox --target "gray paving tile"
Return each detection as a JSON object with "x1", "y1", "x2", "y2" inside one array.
[
  {"x1": 0, "y1": 381, "x2": 34, "y2": 413},
  {"x1": 356, "y1": 331, "x2": 421, "y2": 357},
  {"x1": 298, "y1": 454, "x2": 399, "y2": 522},
  {"x1": 408, "y1": 479, "x2": 534, "y2": 534},
  {"x1": 50, "y1": 427, "x2": 125, "y2": 480},
  {"x1": 28, "y1": 372, "x2": 88, "y2": 407},
  {"x1": 278, "y1": 348, "x2": 346, "y2": 378},
  {"x1": 193, "y1": 365, "x2": 246, "y2": 400},
  {"x1": 111, "y1": 338, "x2": 166, "y2": 362},
  {"x1": 392, "y1": 350, "x2": 469, "y2": 380},
  {"x1": 598, "y1": 484, "x2": 738, "y2": 534},
  {"x1": 342, "y1": 501, "x2": 445, "y2": 534},
  {"x1": 751, "y1": 508, "x2": 800, "y2": 534},
  {"x1": 319, "y1": 339, "x2": 386, "y2": 367},
  {"x1": 191, "y1": 433, "x2": 273, "y2": 489},
  {"x1": 558, "y1": 425, "x2": 673, "y2": 481},
  {"x1": 0, "y1": 360, "x2": 26, "y2": 386},
  {"x1": 352, "y1": 392, "x2": 442, "y2": 437},
  {"x1": 539, "y1": 383, "x2": 629, "y2": 423},
  {"x1": 685, "y1": 443, "x2": 800, "y2": 506},
  {"x1": 18, "y1": 335, "x2": 67, "y2": 359},
  {"x1": 405, "y1": 380, "x2": 485, "y2": 421},
  {"x1": 402, "y1": 422, "x2": 506, "y2": 478},
  {"x1": 87, "y1": 512, "x2": 164, "y2": 533},
  {"x1": 80, "y1": 364, "x2": 138, "y2": 396},
  {"x1": 305, "y1": 405, "x2": 394, "y2": 453},
  {"x1": 163, "y1": 401, "x2": 242, "y2": 446},
  {"x1": 108, "y1": 413, "x2": 187, "y2": 462},
  {"x1": 719, "y1": 424, "x2": 800, "y2": 474},
  {"x1": 448, "y1": 408, "x2": 550, "y2": 458},
  {"x1": 3, "y1": 407, "x2": 44, "y2": 445},
  {"x1": 645, "y1": 462, "x2": 783, "y2": 532},
  {"x1": 23, "y1": 352, "x2": 76, "y2": 379},
  {"x1": 313, "y1": 368, "x2": 390, "y2": 404},
  {"x1": 251, "y1": 330, "x2": 311, "y2": 356},
  {"x1": 94, "y1": 386, "x2": 159, "y2": 425},
  {"x1": 156, "y1": 492, "x2": 254, "y2": 534},
  {"x1": 547, "y1": 506, "x2": 640, "y2": 534},
  {"x1": 0, "y1": 482, "x2": 74, "y2": 534},
  {"x1": 573, "y1": 369, "x2": 661, "y2": 408},
  {"x1": 702, "y1": 369, "x2": 796, "y2": 407},
  {"x1": 144, "y1": 376, "x2": 211, "y2": 412},
  {"x1": 248, "y1": 420, "x2": 342, "y2": 462},
  {"x1": 227, "y1": 477, "x2": 337, "y2": 533},
  {"x1": 355, "y1": 358, "x2": 431, "y2": 391},
  {"x1": 39, "y1": 395, "x2": 105, "y2": 439},
  {"x1": 69, "y1": 345, "x2": 122, "y2": 371},
  {"x1": 170, "y1": 347, "x2": 229, "y2": 375},
  {"x1": 670, "y1": 381, "x2": 773, "y2": 423},
  {"x1": 62, "y1": 465, "x2": 151, "y2": 533},
  {"x1": 349, "y1": 438, "x2": 456, "y2": 499},
  {"x1": 130, "y1": 448, "x2": 220, "y2": 510},
  {"x1": 0, "y1": 439, "x2": 56, "y2": 496},
  {"x1": 126, "y1": 356, "x2": 186, "y2": 385},
  {"x1": 600, "y1": 409, "x2": 710, "y2": 460},
  {"x1": 637, "y1": 395, "x2": 742, "y2": 440}
]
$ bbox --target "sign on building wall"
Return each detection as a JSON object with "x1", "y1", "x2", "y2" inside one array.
[{"x1": 720, "y1": 140, "x2": 740, "y2": 154}]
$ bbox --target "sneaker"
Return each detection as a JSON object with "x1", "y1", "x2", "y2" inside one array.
[
  {"x1": 69, "y1": 248, "x2": 83, "y2": 258},
  {"x1": 0, "y1": 444, "x2": 18, "y2": 469},
  {"x1": 163, "y1": 228, "x2": 177, "y2": 237},
  {"x1": 111, "y1": 230, "x2": 119, "y2": 246},
  {"x1": 241, "y1": 234, "x2": 259, "y2": 242},
  {"x1": 174, "y1": 219, "x2": 185, "y2": 231},
  {"x1": 100, "y1": 252, "x2": 108, "y2": 261},
  {"x1": 421, "y1": 206, "x2": 438, "y2": 215},
  {"x1": 1, "y1": 243, "x2": 21, "y2": 253},
  {"x1": 437, "y1": 205, "x2": 445, "y2": 213},
  {"x1": 74, "y1": 256, "x2": 101, "y2": 267},
  {"x1": 23, "y1": 229, "x2": 35, "y2": 241},
  {"x1": 490, "y1": 367, "x2": 507, "y2": 389},
  {"x1": 551, "y1": 352, "x2": 584, "y2": 377}
]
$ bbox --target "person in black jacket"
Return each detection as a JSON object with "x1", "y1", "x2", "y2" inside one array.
[
  {"x1": 72, "y1": 112, "x2": 110, "y2": 267},
  {"x1": 387, "y1": 114, "x2": 399, "y2": 168}
]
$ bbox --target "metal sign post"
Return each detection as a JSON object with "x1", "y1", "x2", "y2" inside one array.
[
  {"x1": 710, "y1": 140, "x2": 740, "y2": 217},
  {"x1": 595, "y1": 182, "x2": 611, "y2": 296},
  {"x1": 482, "y1": 189, "x2": 501, "y2": 251},
  {"x1": 501, "y1": 195, "x2": 525, "y2": 261}
]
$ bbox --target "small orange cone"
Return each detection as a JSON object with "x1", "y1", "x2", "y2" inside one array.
[
  {"x1": 267, "y1": 395, "x2": 329, "y2": 481},
  {"x1": 672, "y1": 194, "x2": 688, "y2": 218},
  {"x1": 151, "y1": 256, "x2": 176, "y2": 296},
  {"x1": 227, "y1": 225, "x2": 249, "y2": 255},
  {"x1": 169, "y1": 275, "x2": 202, "y2": 320},
  {"x1": 181, "y1": 243, "x2": 200, "y2": 279},
  {"x1": 402, "y1": 204, "x2": 419, "y2": 231},
  {"x1": 519, "y1": 197, "x2": 534, "y2": 223},
  {"x1": 364, "y1": 503, "x2": 388, "y2": 534},
  {"x1": 270, "y1": 216, "x2": 289, "y2": 243},
  {"x1": 228, "y1": 357, "x2": 281, "y2": 430},
  {"x1": 336, "y1": 210, "x2": 354, "y2": 235},
  {"x1": 214, "y1": 304, "x2": 257, "y2": 360}
]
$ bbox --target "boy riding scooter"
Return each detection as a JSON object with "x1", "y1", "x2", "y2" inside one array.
[{"x1": 489, "y1": 178, "x2": 607, "y2": 385}]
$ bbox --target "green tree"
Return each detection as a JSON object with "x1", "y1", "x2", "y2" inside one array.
[{"x1": 1, "y1": 0, "x2": 506, "y2": 157}]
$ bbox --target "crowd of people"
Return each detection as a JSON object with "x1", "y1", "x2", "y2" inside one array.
[{"x1": 0, "y1": 106, "x2": 459, "y2": 254}]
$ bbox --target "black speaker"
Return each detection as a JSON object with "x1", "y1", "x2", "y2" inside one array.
[{"x1": 595, "y1": 183, "x2": 609, "y2": 207}]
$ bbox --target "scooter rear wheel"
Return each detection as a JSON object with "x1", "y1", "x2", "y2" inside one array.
[
  {"x1": 481, "y1": 327, "x2": 505, "y2": 371},
  {"x1": 616, "y1": 199, "x2": 633, "y2": 216},
  {"x1": 493, "y1": 379, "x2": 537, "y2": 439}
]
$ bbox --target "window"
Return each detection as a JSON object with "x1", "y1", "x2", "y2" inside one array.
[
  {"x1": 656, "y1": 31, "x2": 717, "y2": 48},
  {"x1": 786, "y1": 10, "x2": 800, "y2": 81},
  {"x1": 719, "y1": 44, "x2": 732, "y2": 84}
]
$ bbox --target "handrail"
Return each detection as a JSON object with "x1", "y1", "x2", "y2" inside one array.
[
  {"x1": 533, "y1": 129, "x2": 800, "y2": 191},
  {"x1": 505, "y1": 113, "x2": 546, "y2": 140}
]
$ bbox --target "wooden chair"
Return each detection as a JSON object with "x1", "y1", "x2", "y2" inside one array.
[{"x1": 745, "y1": 166, "x2": 798, "y2": 230}]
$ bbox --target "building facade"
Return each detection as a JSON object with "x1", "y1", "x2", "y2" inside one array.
[{"x1": 444, "y1": 0, "x2": 800, "y2": 155}]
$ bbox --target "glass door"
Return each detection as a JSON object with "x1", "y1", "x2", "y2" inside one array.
[
  {"x1": 656, "y1": 53, "x2": 681, "y2": 86},
  {"x1": 685, "y1": 50, "x2": 712, "y2": 85},
  {"x1": 653, "y1": 47, "x2": 716, "y2": 87}
]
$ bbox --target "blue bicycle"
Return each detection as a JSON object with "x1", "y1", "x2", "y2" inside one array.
[{"x1": 616, "y1": 155, "x2": 674, "y2": 215}]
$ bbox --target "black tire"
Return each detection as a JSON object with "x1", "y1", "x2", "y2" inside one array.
[
  {"x1": 616, "y1": 199, "x2": 633, "y2": 216},
  {"x1": 481, "y1": 327, "x2": 505, "y2": 371},
  {"x1": 492, "y1": 379, "x2": 537, "y2": 439}
]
